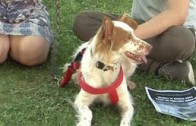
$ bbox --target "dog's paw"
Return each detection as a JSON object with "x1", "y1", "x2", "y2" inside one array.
[
  {"x1": 120, "y1": 121, "x2": 131, "y2": 126},
  {"x1": 76, "y1": 122, "x2": 91, "y2": 126},
  {"x1": 76, "y1": 117, "x2": 92, "y2": 126},
  {"x1": 127, "y1": 80, "x2": 136, "y2": 90}
]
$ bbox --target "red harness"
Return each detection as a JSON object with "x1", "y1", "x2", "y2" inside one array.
[
  {"x1": 59, "y1": 49, "x2": 124, "y2": 105},
  {"x1": 59, "y1": 49, "x2": 85, "y2": 87},
  {"x1": 78, "y1": 66, "x2": 123, "y2": 105}
]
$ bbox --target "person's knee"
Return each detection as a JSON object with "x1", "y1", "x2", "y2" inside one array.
[
  {"x1": 0, "y1": 48, "x2": 8, "y2": 64},
  {"x1": 73, "y1": 11, "x2": 102, "y2": 41},
  {"x1": 10, "y1": 36, "x2": 50, "y2": 66},
  {"x1": 0, "y1": 35, "x2": 10, "y2": 64},
  {"x1": 73, "y1": 11, "x2": 91, "y2": 31},
  {"x1": 15, "y1": 48, "x2": 49, "y2": 66},
  {"x1": 174, "y1": 26, "x2": 195, "y2": 58},
  {"x1": 148, "y1": 26, "x2": 195, "y2": 62},
  {"x1": 164, "y1": 26, "x2": 195, "y2": 59},
  {"x1": 73, "y1": 11, "x2": 93, "y2": 41},
  {"x1": 73, "y1": 11, "x2": 88, "y2": 23}
]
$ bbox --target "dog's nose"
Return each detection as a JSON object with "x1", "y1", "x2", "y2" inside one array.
[{"x1": 140, "y1": 41, "x2": 153, "y2": 53}]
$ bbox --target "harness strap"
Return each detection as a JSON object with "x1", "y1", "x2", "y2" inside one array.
[
  {"x1": 59, "y1": 49, "x2": 85, "y2": 87},
  {"x1": 59, "y1": 62, "x2": 79, "y2": 87},
  {"x1": 78, "y1": 66, "x2": 124, "y2": 105},
  {"x1": 109, "y1": 90, "x2": 119, "y2": 105}
]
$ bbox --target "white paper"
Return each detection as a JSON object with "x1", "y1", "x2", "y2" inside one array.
[{"x1": 145, "y1": 87, "x2": 196, "y2": 121}]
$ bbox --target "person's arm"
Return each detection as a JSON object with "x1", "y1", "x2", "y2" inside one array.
[{"x1": 134, "y1": 0, "x2": 190, "y2": 39}]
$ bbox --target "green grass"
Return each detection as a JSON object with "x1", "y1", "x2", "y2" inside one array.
[{"x1": 0, "y1": 0, "x2": 196, "y2": 126}]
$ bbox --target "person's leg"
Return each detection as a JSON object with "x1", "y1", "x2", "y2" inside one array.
[
  {"x1": 0, "y1": 35, "x2": 10, "y2": 64},
  {"x1": 140, "y1": 26, "x2": 195, "y2": 72},
  {"x1": 0, "y1": 0, "x2": 53, "y2": 66},
  {"x1": 73, "y1": 11, "x2": 196, "y2": 85},
  {"x1": 9, "y1": 35, "x2": 50, "y2": 66},
  {"x1": 73, "y1": 10, "x2": 120, "y2": 41},
  {"x1": 147, "y1": 26, "x2": 195, "y2": 62},
  {"x1": 139, "y1": 26, "x2": 195, "y2": 85}
]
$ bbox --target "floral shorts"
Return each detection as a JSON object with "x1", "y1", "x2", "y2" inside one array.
[{"x1": 0, "y1": 0, "x2": 53, "y2": 44}]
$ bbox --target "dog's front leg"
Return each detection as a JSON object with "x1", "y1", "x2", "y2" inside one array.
[
  {"x1": 118, "y1": 92, "x2": 134, "y2": 126},
  {"x1": 74, "y1": 91, "x2": 95, "y2": 126},
  {"x1": 120, "y1": 105, "x2": 134, "y2": 126},
  {"x1": 75, "y1": 103, "x2": 92, "y2": 126}
]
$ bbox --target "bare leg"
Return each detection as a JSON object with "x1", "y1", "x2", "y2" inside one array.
[
  {"x1": 0, "y1": 35, "x2": 10, "y2": 64},
  {"x1": 10, "y1": 35, "x2": 50, "y2": 66}
]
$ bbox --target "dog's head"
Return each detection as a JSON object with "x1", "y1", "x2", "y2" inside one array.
[{"x1": 94, "y1": 14, "x2": 152, "y2": 64}]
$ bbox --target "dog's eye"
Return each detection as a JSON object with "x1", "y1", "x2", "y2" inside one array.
[
  {"x1": 128, "y1": 34, "x2": 134, "y2": 40},
  {"x1": 128, "y1": 34, "x2": 132, "y2": 39}
]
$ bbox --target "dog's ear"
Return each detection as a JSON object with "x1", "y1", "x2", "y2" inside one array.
[
  {"x1": 102, "y1": 16, "x2": 114, "y2": 42},
  {"x1": 120, "y1": 14, "x2": 137, "y2": 30},
  {"x1": 95, "y1": 16, "x2": 114, "y2": 57}
]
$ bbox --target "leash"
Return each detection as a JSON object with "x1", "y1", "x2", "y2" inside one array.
[
  {"x1": 50, "y1": 0, "x2": 61, "y2": 81},
  {"x1": 78, "y1": 66, "x2": 124, "y2": 105}
]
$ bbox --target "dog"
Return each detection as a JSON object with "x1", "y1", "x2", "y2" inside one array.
[{"x1": 64, "y1": 14, "x2": 152, "y2": 126}]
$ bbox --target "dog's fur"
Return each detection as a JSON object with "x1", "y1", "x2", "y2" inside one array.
[{"x1": 67, "y1": 14, "x2": 152, "y2": 126}]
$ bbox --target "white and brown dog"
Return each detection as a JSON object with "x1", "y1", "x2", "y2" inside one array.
[{"x1": 63, "y1": 14, "x2": 152, "y2": 126}]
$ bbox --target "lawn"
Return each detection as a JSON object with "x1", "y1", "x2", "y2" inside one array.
[{"x1": 0, "y1": 0, "x2": 196, "y2": 126}]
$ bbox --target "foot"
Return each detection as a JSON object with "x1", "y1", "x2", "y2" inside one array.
[{"x1": 158, "y1": 60, "x2": 195, "y2": 86}]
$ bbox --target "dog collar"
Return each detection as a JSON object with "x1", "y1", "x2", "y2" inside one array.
[
  {"x1": 96, "y1": 61, "x2": 115, "y2": 71},
  {"x1": 90, "y1": 49, "x2": 116, "y2": 71},
  {"x1": 78, "y1": 66, "x2": 124, "y2": 105}
]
